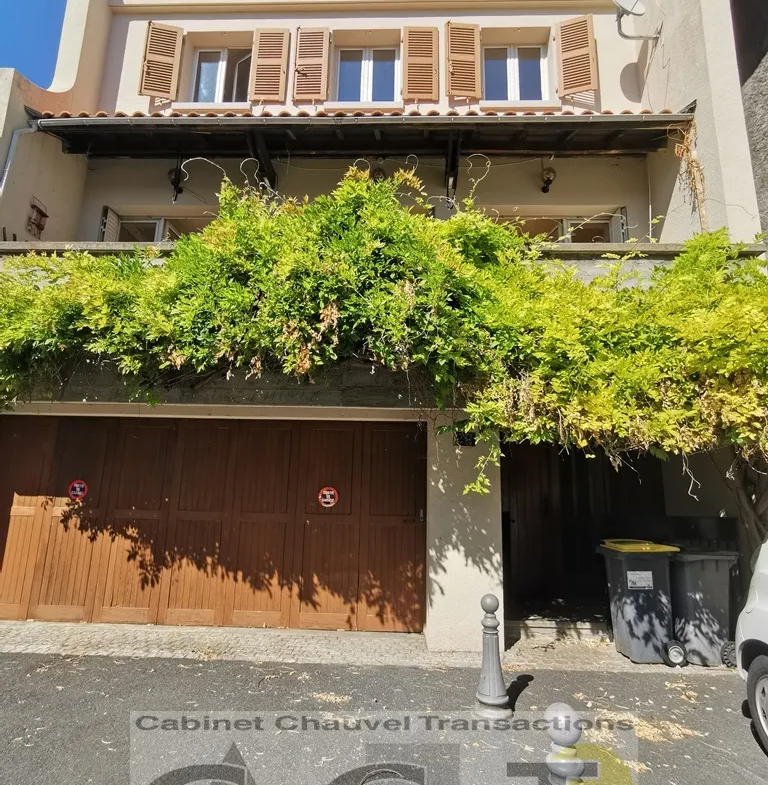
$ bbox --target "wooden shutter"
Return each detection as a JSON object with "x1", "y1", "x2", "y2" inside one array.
[
  {"x1": 446, "y1": 22, "x2": 481, "y2": 98},
  {"x1": 100, "y1": 207, "x2": 120, "y2": 242},
  {"x1": 139, "y1": 21, "x2": 184, "y2": 100},
  {"x1": 293, "y1": 28, "x2": 330, "y2": 101},
  {"x1": 557, "y1": 15, "x2": 599, "y2": 97},
  {"x1": 403, "y1": 27, "x2": 439, "y2": 102},
  {"x1": 250, "y1": 29, "x2": 290, "y2": 102}
]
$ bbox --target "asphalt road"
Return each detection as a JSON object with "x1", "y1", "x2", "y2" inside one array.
[{"x1": 1, "y1": 653, "x2": 766, "y2": 784}]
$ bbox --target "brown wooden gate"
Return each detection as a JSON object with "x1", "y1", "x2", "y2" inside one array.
[{"x1": 0, "y1": 416, "x2": 425, "y2": 631}]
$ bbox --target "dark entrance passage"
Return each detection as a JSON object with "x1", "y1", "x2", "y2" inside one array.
[{"x1": 500, "y1": 444, "x2": 667, "y2": 636}]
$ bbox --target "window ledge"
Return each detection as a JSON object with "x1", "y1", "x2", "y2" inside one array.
[
  {"x1": 478, "y1": 100, "x2": 562, "y2": 112},
  {"x1": 171, "y1": 102, "x2": 252, "y2": 112},
  {"x1": 323, "y1": 101, "x2": 404, "y2": 111}
]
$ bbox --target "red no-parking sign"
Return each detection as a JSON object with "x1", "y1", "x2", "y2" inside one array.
[
  {"x1": 318, "y1": 486, "x2": 339, "y2": 508},
  {"x1": 67, "y1": 479, "x2": 88, "y2": 501}
]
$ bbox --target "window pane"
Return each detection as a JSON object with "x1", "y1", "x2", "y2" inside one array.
[
  {"x1": 518, "y1": 217, "x2": 562, "y2": 240},
  {"x1": 224, "y1": 49, "x2": 252, "y2": 102},
  {"x1": 371, "y1": 49, "x2": 396, "y2": 102},
  {"x1": 569, "y1": 220, "x2": 610, "y2": 243},
  {"x1": 483, "y1": 48, "x2": 508, "y2": 101},
  {"x1": 338, "y1": 50, "x2": 363, "y2": 101},
  {"x1": 518, "y1": 48, "x2": 543, "y2": 101},
  {"x1": 194, "y1": 52, "x2": 221, "y2": 102},
  {"x1": 118, "y1": 221, "x2": 158, "y2": 242}
]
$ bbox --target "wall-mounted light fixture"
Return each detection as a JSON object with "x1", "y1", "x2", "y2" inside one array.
[{"x1": 541, "y1": 167, "x2": 557, "y2": 194}]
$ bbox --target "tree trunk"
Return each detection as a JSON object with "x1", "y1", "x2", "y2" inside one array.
[{"x1": 711, "y1": 449, "x2": 768, "y2": 567}]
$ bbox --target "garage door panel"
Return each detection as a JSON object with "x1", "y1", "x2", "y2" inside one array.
[
  {"x1": 0, "y1": 418, "x2": 58, "y2": 619},
  {"x1": 299, "y1": 519, "x2": 358, "y2": 628},
  {"x1": 177, "y1": 425, "x2": 232, "y2": 513},
  {"x1": 363, "y1": 522, "x2": 424, "y2": 631},
  {"x1": 368, "y1": 429, "x2": 420, "y2": 518},
  {"x1": 297, "y1": 423, "x2": 362, "y2": 630},
  {"x1": 237, "y1": 426, "x2": 293, "y2": 514},
  {"x1": 227, "y1": 519, "x2": 289, "y2": 624},
  {"x1": 114, "y1": 425, "x2": 172, "y2": 511},
  {"x1": 0, "y1": 514, "x2": 37, "y2": 610},
  {"x1": 29, "y1": 515, "x2": 97, "y2": 621},
  {"x1": 28, "y1": 419, "x2": 113, "y2": 622},
  {"x1": 302, "y1": 427, "x2": 355, "y2": 516},
  {"x1": 359, "y1": 424, "x2": 426, "y2": 632},
  {"x1": 92, "y1": 421, "x2": 175, "y2": 624},
  {"x1": 97, "y1": 519, "x2": 163, "y2": 624},
  {"x1": 222, "y1": 423, "x2": 298, "y2": 627},
  {"x1": 49, "y1": 419, "x2": 111, "y2": 507},
  {"x1": 163, "y1": 519, "x2": 224, "y2": 626}
]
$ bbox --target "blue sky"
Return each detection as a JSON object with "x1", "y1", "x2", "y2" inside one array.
[{"x1": 0, "y1": 0, "x2": 68, "y2": 87}]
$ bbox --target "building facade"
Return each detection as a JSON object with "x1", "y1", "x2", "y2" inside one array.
[
  {"x1": 731, "y1": 0, "x2": 768, "y2": 232},
  {"x1": 0, "y1": 0, "x2": 761, "y2": 651}
]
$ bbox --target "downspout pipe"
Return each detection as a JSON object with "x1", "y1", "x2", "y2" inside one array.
[{"x1": 0, "y1": 120, "x2": 38, "y2": 195}]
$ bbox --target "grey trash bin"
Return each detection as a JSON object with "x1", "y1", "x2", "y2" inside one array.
[
  {"x1": 598, "y1": 540, "x2": 684, "y2": 665},
  {"x1": 670, "y1": 551, "x2": 739, "y2": 667}
]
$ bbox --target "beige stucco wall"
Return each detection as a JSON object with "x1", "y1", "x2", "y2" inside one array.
[
  {"x1": 636, "y1": 0, "x2": 762, "y2": 242},
  {"x1": 100, "y1": 8, "x2": 643, "y2": 115},
  {"x1": 0, "y1": 0, "x2": 111, "y2": 240},
  {"x1": 77, "y1": 154, "x2": 651, "y2": 241},
  {"x1": 425, "y1": 427, "x2": 503, "y2": 652}
]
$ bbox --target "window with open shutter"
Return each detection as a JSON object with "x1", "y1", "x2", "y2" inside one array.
[
  {"x1": 139, "y1": 21, "x2": 184, "y2": 100},
  {"x1": 403, "y1": 27, "x2": 438, "y2": 102},
  {"x1": 294, "y1": 28, "x2": 330, "y2": 101},
  {"x1": 446, "y1": 22, "x2": 481, "y2": 98},
  {"x1": 100, "y1": 207, "x2": 121, "y2": 242},
  {"x1": 556, "y1": 15, "x2": 599, "y2": 97},
  {"x1": 250, "y1": 30, "x2": 290, "y2": 102}
]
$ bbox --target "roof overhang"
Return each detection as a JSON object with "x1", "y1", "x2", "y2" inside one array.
[{"x1": 36, "y1": 113, "x2": 691, "y2": 160}]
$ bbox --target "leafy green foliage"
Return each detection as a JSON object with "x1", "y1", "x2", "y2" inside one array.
[{"x1": 1, "y1": 168, "x2": 767, "y2": 473}]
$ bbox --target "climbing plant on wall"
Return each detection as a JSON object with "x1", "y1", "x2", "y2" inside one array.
[{"x1": 1, "y1": 168, "x2": 767, "y2": 550}]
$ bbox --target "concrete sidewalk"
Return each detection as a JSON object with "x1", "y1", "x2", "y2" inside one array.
[{"x1": 0, "y1": 619, "x2": 729, "y2": 673}]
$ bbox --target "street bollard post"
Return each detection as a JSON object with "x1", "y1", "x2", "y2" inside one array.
[
  {"x1": 473, "y1": 593, "x2": 513, "y2": 720},
  {"x1": 544, "y1": 703, "x2": 586, "y2": 785}
]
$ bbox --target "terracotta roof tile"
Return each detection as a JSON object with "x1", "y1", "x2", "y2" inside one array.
[{"x1": 36, "y1": 107, "x2": 687, "y2": 122}]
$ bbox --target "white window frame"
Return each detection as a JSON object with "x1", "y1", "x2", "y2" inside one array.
[
  {"x1": 333, "y1": 46, "x2": 401, "y2": 103},
  {"x1": 113, "y1": 218, "x2": 177, "y2": 242},
  {"x1": 482, "y1": 45, "x2": 549, "y2": 102},
  {"x1": 191, "y1": 48, "x2": 252, "y2": 103},
  {"x1": 562, "y1": 217, "x2": 613, "y2": 243},
  {"x1": 505, "y1": 213, "x2": 627, "y2": 244}
]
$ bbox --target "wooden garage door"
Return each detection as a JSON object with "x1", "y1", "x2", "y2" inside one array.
[
  {"x1": 0, "y1": 416, "x2": 425, "y2": 631},
  {"x1": 359, "y1": 424, "x2": 426, "y2": 632},
  {"x1": 0, "y1": 418, "x2": 57, "y2": 619},
  {"x1": 27, "y1": 418, "x2": 115, "y2": 622}
]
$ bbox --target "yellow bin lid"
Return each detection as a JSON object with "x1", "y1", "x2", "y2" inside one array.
[{"x1": 601, "y1": 538, "x2": 680, "y2": 554}]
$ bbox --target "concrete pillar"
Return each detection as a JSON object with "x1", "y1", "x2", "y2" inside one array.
[{"x1": 424, "y1": 425, "x2": 504, "y2": 652}]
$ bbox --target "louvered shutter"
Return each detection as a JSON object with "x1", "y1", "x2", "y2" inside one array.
[
  {"x1": 293, "y1": 28, "x2": 330, "y2": 101},
  {"x1": 446, "y1": 22, "x2": 481, "y2": 98},
  {"x1": 100, "y1": 207, "x2": 121, "y2": 242},
  {"x1": 557, "y1": 15, "x2": 599, "y2": 97},
  {"x1": 250, "y1": 29, "x2": 290, "y2": 102},
  {"x1": 139, "y1": 21, "x2": 184, "y2": 100},
  {"x1": 403, "y1": 27, "x2": 439, "y2": 101}
]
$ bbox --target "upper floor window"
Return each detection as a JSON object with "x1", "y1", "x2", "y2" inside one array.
[
  {"x1": 193, "y1": 48, "x2": 252, "y2": 103},
  {"x1": 482, "y1": 46, "x2": 547, "y2": 102},
  {"x1": 335, "y1": 47, "x2": 399, "y2": 102}
]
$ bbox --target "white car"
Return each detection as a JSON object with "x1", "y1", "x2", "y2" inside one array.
[{"x1": 736, "y1": 542, "x2": 768, "y2": 752}]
